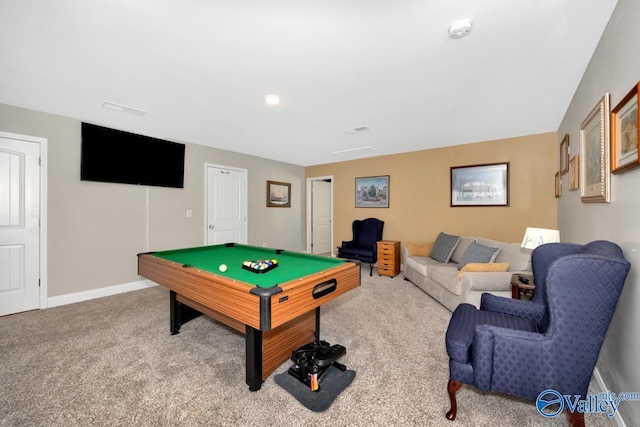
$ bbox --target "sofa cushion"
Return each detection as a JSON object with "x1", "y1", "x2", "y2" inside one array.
[
  {"x1": 457, "y1": 241, "x2": 500, "y2": 270},
  {"x1": 474, "y1": 237, "x2": 531, "y2": 271},
  {"x1": 450, "y1": 237, "x2": 476, "y2": 264},
  {"x1": 405, "y1": 254, "x2": 445, "y2": 276},
  {"x1": 494, "y1": 242, "x2": 531, "y2": 271},
  {"x1": 428, "y1": 265, "x2": 462, "y2": 296},
  {"x1": 430, "y1": 232, "x2": 461, "y2": 263},
  {"x1": 406, "y1": 241, "x2": 434, "y2": 257},
  {"x1": 456, "y1": 262, "x2": 510, "y2": 279}
]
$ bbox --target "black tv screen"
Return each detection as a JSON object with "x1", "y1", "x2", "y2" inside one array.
[{"x1": 81, "y1": 122, "x2": 185, "y2": 188}]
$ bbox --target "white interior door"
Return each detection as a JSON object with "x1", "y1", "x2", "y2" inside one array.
[
  {"x1": 0, "y1": 136, "x2": 40, "y2": 316},
  {"x1": 309, "y1": 178, "x2": 332, "y2": 255},
  {"x1": 311, "y1": 180, "x2": 332, "y2": 254},
  {"x1": 206, "y1": 165, "x2": 247, "y2": 245}
]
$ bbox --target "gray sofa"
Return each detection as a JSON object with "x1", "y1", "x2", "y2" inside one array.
[{"x1": 403, "y1": 235, "x2": 532, "y2": 311}]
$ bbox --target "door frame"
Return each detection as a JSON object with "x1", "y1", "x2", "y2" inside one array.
[
  {"x1": 0, "y1": 131, "x2": 48, "y2": 310},
  {"x1": 203, "y1": 163, "x2": 248, "y2": 245},
  {"x1": 306, "y1": 175, "x2": 334, "y2": 255}
]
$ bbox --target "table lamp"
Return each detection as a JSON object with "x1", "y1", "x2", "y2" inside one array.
[{"x1": 521, "y1": 227, "x2": 560, "y2": 250}]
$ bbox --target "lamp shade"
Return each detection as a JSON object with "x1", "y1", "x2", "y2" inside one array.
[{"x1": 521, "y1": 227, "x2": 560, "y2": 249}]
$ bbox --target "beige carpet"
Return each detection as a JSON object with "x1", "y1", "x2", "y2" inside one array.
[{"x1": 0, "y1": 271, "x2": 610, "y2": 426}]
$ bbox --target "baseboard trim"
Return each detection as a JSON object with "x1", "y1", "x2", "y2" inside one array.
[
  {"x1": 47, "y1": 280, "x2": 157, "y2": 308},
  {"x1": 591, "y1": 367, "x2": 625, "y2": 427}
]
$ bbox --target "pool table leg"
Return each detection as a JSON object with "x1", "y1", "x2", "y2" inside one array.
[
  {"x1": 246, "y1": 326, "x2": 263, "y2": 391},
  {"x1": 169, "y1": 290, "x2": 203, "y2": 335}
]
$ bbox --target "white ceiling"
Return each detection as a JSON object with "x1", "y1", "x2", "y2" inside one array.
[{"x1": 0, "y1": 0, "x2": 617, "y2": 166}]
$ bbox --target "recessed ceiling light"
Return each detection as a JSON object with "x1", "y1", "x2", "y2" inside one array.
[
  {"x1": 448, "y1": 18, "x2": 473, "y2": 39},
  {"x1": 264, "y1": 94, "x2": 281, "y2": 105}
]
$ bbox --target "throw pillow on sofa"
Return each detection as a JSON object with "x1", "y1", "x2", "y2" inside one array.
[
  {"x1": 406, "y1": 241, "x2": 434, "y2": 257},
  {"x1": 457, "y1": 241, "x2": 500, "y2": 270},
  {"x1": 456, "y1": 262, "x2": 510, "y2": 279},
  {"x1": 430, "y1": 232, "x2": 461, "y2": 263}
]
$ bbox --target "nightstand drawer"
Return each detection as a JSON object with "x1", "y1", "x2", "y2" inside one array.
[{"x1": 378, "y1": 246, "x2": 396, "y2": 255}]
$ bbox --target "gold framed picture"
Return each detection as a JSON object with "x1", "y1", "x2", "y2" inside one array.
[
  {"x1": 569, "y1": 155, "x2": 579, "y2": 191},
  {"x1": 560, "y1": 134, "x2": 569, "y2": 174},
  {"x1": 580, "y1": 94, "x2": 610, "y2": 203},
  {"x1": 611, "y1": 82, "x2": 639, "y2": 174}
]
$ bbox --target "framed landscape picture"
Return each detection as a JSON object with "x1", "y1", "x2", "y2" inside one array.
[
  {"x1": 611, "y1": 82, "x2": 640, "y2": 174},
  {"x1": 580, "y1": 94, "x2": 610, "y2": 203},
  {"x1": 266, "y1": 180, "x2": 291, "y2": 207},
  {"x1": 450, "y1": 162, "x2": 509, "y2": 207},
  {"x1": 355, "y1": 175, "x2": 389, "y2": 208}
]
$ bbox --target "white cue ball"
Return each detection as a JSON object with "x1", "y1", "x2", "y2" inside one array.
[{"x1": 219, "y1": 264, "x2": 227, "y2": 272}]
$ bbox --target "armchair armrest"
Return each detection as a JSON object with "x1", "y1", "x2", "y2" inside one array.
[
  {"x1": 340, "y1": 240, "x2": 356, "y2": 249},
  {"x1": 480, "y1": 293, "x2": 545, "y2": 324}
]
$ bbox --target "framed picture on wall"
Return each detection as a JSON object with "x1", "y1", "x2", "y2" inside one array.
[
  {"x1": 555, "y1": 171, "x2": 562, "y2": 198},
  {"x1": 569, "y1": 155, "x2": 579, "y2": 191},
  {"x1": 611, "y1": 81, "x2": 640, "y2": 174},
  {"x1": 560, "y1": 134, "x2": 569, "y2": 174},
  {"x1": 450, "y1": 162, "x2": 509, "y2": 207},
  {"x1": 355, "y1": 175, "x2": 389, "y2": 208},
  {"x1": 579, "y1": 94, "x2": 610, "y2": 203},
  {"x1": 266, "y1": 180, "x2": 291, "y2": 207}
]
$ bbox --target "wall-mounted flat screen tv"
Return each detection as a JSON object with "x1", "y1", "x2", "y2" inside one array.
[{"x1": 81, "y1": 122, "x2": 185, "y2": 188}]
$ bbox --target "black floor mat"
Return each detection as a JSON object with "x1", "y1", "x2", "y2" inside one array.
[{"x1": 274, "y1": 365, "x2": 356, "y2": 412}]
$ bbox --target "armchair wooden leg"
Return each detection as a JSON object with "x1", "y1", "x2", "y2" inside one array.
[
  {"x1": 445, "y1": 379, "x2": 463, "y2": 421},
  {"x1": 567, "y1": 410, "x2": 585, "y2": 427},
  {"x1": 369, "y1": 263, "x2": 374, "y2": 276}
]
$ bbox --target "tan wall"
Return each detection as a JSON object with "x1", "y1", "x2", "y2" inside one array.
[{"x1": 306, "y1": 132, "x2": 558, "y2": 249}]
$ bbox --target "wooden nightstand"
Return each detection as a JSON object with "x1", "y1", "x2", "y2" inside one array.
[
  {"x1": 377, "y1": 240, "x2": 401, "y2": 277},
  {"x1": 511, "y1": 273, "x2": 535, "y2": 300}
]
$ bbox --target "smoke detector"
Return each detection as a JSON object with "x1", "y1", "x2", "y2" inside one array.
[{"x1": 448, "y1": 18, "x2": 473, "y2": 39}]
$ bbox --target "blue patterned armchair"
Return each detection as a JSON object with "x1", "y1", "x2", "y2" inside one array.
[
  {"x1": 444, "y1": 240, "x2": 630, "y2": 426},
  {"x1": 337, "y1": 218, "x2": 384, "y2": 276}
]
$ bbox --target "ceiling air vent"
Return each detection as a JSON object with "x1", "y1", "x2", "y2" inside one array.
[{"x1": 342, "y1": 126, "x2": 371, "y2": 135}]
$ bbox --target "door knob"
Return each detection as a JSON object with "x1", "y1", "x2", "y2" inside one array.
[{"x1": 209, "y1": 225, "x2": 214, "y2": 230}]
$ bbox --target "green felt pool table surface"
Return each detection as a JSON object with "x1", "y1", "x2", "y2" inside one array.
[{"x1": 151, "y1": 243, "x2": 347, "y2": 288}]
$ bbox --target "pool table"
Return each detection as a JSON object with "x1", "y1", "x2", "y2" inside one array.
[{"x1": 137, "y1": 243, "x2": 360, "y2": 391}]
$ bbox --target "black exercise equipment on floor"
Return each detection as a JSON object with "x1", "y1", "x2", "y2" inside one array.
[
  {"x1": 287, "y1": 340, "x2": 347, "y2": 391},
  {"x1": 274, "y1": 308, "x2": 355, "y2": 411}
]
